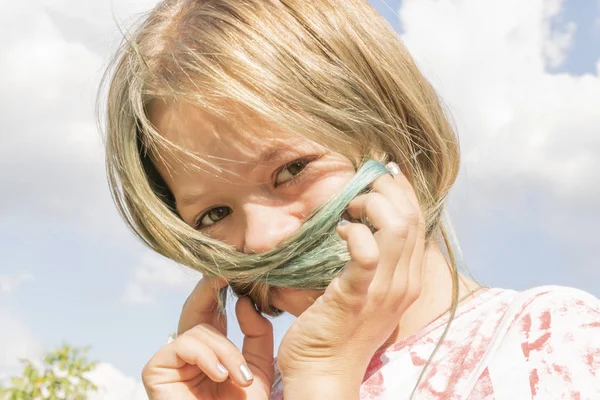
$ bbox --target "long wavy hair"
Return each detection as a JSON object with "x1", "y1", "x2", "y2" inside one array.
[{"x1": 100, "y1": 0, "x2": 464, "y2": 395}]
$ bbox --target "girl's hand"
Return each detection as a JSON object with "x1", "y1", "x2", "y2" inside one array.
[
  {"x1": 142, "y1": 278, "x2": 274, "y2": 400},
  {"x1": 277, "y1": 164, "x2": 425, "y2": 394}
]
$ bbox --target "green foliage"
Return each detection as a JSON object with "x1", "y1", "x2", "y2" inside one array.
[{"x1": 0, "y1": 343, "x2": 98, "y2": 400}]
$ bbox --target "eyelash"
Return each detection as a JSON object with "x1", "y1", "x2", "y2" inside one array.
[
  {"x1": 194, "y1": 157, "x2": 316, "y2": 230},
  {"x1": 272, "y1": 156, "x2": 315, "y2": 188}
]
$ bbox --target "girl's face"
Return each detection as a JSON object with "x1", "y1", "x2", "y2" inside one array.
[{"x1": 149, "y1": 101, "x2": 357, "y2": 316}]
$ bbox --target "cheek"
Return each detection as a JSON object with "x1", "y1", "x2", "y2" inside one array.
[
  {"x1": 271, "y1": 287, "x2": 323, "y2": 317},
  {"x1": 299, "y1": 170, "x2": 355, "y2": 210}
]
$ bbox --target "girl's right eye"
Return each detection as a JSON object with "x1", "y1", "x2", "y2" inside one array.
[{"x1": 195, "y1": 206, "x2": 232, "y2": 229}]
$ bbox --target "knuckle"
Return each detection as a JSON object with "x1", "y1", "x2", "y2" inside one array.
[
  {"x1": 187, "y1": 323, "x2": 211, "y2": 339},
  {"x1": 205, "y1": 333, "x2": 239, "y2": 357},
  {"x1": 358, "y1": 254, "x2": 379, "y2": 268},
  {"x1": 259, "y1": 318, "x2": 274, "y2": 332},
  {"x1": 404, "y1": 211, "x2": 420, "y2": 226},
  {"x1": 352, "y1": 246, "x2": 379, "y2": 267},
  {"x1": 347, "y1": 195, "x2": 365, "y2": 213},
  {"x1": 385, "y1": 221, "x2": 410, "y2": 238},
  {"x1": 393, "y1": 275, "x2": 408, "y2": 292},
  {"x1": 367, "y1": 193, "x2": 387, "y2": 211},
  {"x1": 369, "y1": 287, "x2": 387, "y2": 304},
  {"x1": 172, "y1": 333, "x2": 192, "y2": 350},
  {"x1": 404, "y1": 284, "x2": 421, "y2": 303},
  {"x1": 369, "y1": 192, "x2": 386, "y2": 203}
]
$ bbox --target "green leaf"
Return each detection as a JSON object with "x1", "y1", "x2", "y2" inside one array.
[{"x1": 1, "y1": 343, "x2": 99, "y2": 399}]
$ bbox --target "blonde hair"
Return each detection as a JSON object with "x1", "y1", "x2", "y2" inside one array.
[{"x1": 101, "y1": 0, "x2": 463, "y2": 394}]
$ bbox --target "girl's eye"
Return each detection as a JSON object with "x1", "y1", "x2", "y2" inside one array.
[
  {"x1": 275, "y1": 158, "x2": 311, "y2": 186},
  {"x1": 196, "y1": 206, "x2": 232, "y2": 229}
]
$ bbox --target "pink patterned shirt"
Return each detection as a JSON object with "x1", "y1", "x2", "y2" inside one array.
[{"x1": 270, "y1": 285, "x2": 600, "y2": 399}]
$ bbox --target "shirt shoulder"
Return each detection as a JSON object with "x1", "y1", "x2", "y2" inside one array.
[
  {"x1": 515, "y1": 284, "x2": 600, "y2": 317},
  {"x1": 376, "y1": 285, "x2": 600, "y2": 399},
  {"x1": 477, "y1": 285, "x2": 600, "y2": 399}
]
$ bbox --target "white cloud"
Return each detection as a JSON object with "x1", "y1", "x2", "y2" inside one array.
[
  {"x1": 0, "y1": 309, "x2": 44, "y2": 380},
  {"x1": 122, "y1": 282, "x2": 155, "y2": 305},
  {"x1": 399, "y1": 0, "x2": 600, "y2": 222},
  {"x1": 0, "y1": 0, "x2": 159, "y2": 243},
  {"x1": 0, "y1": 272, "x2": 33, "y2": 296},
  {"x1": 0, "y1": 2, "x2": 116, "y2": 241},
  {"x1": 123, "y1": 251, "x2": 202, "y2": 305},
  {"x1": 87, "y1": 363, "x2": 148, "y2": 400},
  {"x1": 542, "y1": 0, "x2": 576, "y2": 68}
]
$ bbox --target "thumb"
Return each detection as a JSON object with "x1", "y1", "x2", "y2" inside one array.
[
  {"x1": 178, "y1": 277, "x2": 229, "y2": 335},
  {"x1": 236, "y1": 297, "x2": 274, "y2": 381}
]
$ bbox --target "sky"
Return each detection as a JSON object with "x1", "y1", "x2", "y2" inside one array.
[{"x1": 0, "y1": 0, "x2": 599, "y2": 398}]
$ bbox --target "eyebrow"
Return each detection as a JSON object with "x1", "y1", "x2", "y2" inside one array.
[
  {"x1": 179, "y1": 192, "x2": 207, "y2": 209},
  {"x1": 260, "y1": 148, "x2": 283, "y2": 163},
  {"x1": 177, "y1": 147, "x2": 295, "y2": 208}
]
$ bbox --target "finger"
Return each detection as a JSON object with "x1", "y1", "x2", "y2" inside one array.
[
  {"x1": 369, "y1": 173, "x2": 417, "y2": 220},
  {"x1": 403, "y1": 211, "x2": 426, "y2": 304},
  {"x1": 346, "y1": 193, "x2": 407, "y2": 286},
  {"x1": 178, "y1": 277, "x2": 229, "y2": 335},
  {"x1": 236, "y1": 297, "x2": 274, "y2": 381},
  {"x1": 384, "y1": 162, "x2": 426, "y2": 302},
  {"x1": 363, "y1": 165, "x2": 426, "y2": 292},
  {"x1": 336, "y1": 221, "x2": 379, "y2": 295},
  {"x1": 388, "y1": 206, "x2": 420, "y2": 302},
  {"x1": 188, "y1": 324, "x2": 254, "y2": 387},
  {"x1": 169, "y1": 335, "x2": 230, "y2": 383},
  {"x1": 383, "y1": 161, "x2": 420, "y2": 210}
]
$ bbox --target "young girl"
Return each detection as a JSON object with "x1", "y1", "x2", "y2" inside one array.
[{"x1": 101, "y1": 0, "x2": 600, "y2": 398}]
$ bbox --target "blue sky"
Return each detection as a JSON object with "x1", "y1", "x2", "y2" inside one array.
[{"x1": 1, "y1": 0, "x2": 599, "y2": 397}]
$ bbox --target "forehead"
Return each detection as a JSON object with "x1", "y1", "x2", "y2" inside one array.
[{"x1": 147, "y1": 100, "x2": 303, "y2": 166}]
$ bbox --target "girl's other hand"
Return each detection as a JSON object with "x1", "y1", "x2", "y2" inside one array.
[
  {"x1": 141, "y1": 278, "x2": 274, "y2": 400},
  {"x1": 277, "y1": 163, "x2": 425, "y2": 394}
]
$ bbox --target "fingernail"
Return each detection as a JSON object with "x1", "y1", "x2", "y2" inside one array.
[
  {"x1": 240, "y1": 363, "x2": 254, "y2": 382},
  {"x1": 385, "y1": 161, "x2": 401, "y2": 175},
  {"x1": 217, "y1": 363, "x2": 228, "y2": 375},
  {"x1": 337, "y1": 219, "x2": 350, "y2": 228}
]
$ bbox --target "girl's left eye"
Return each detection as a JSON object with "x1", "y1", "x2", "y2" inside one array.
[{"x1": 274, "y1": 158, "x2": 311, "y2": 186}]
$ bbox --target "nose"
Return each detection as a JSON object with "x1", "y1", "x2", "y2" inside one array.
[{"x1": 242, "y1": 204, "x2": 301, "y2": 254}]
